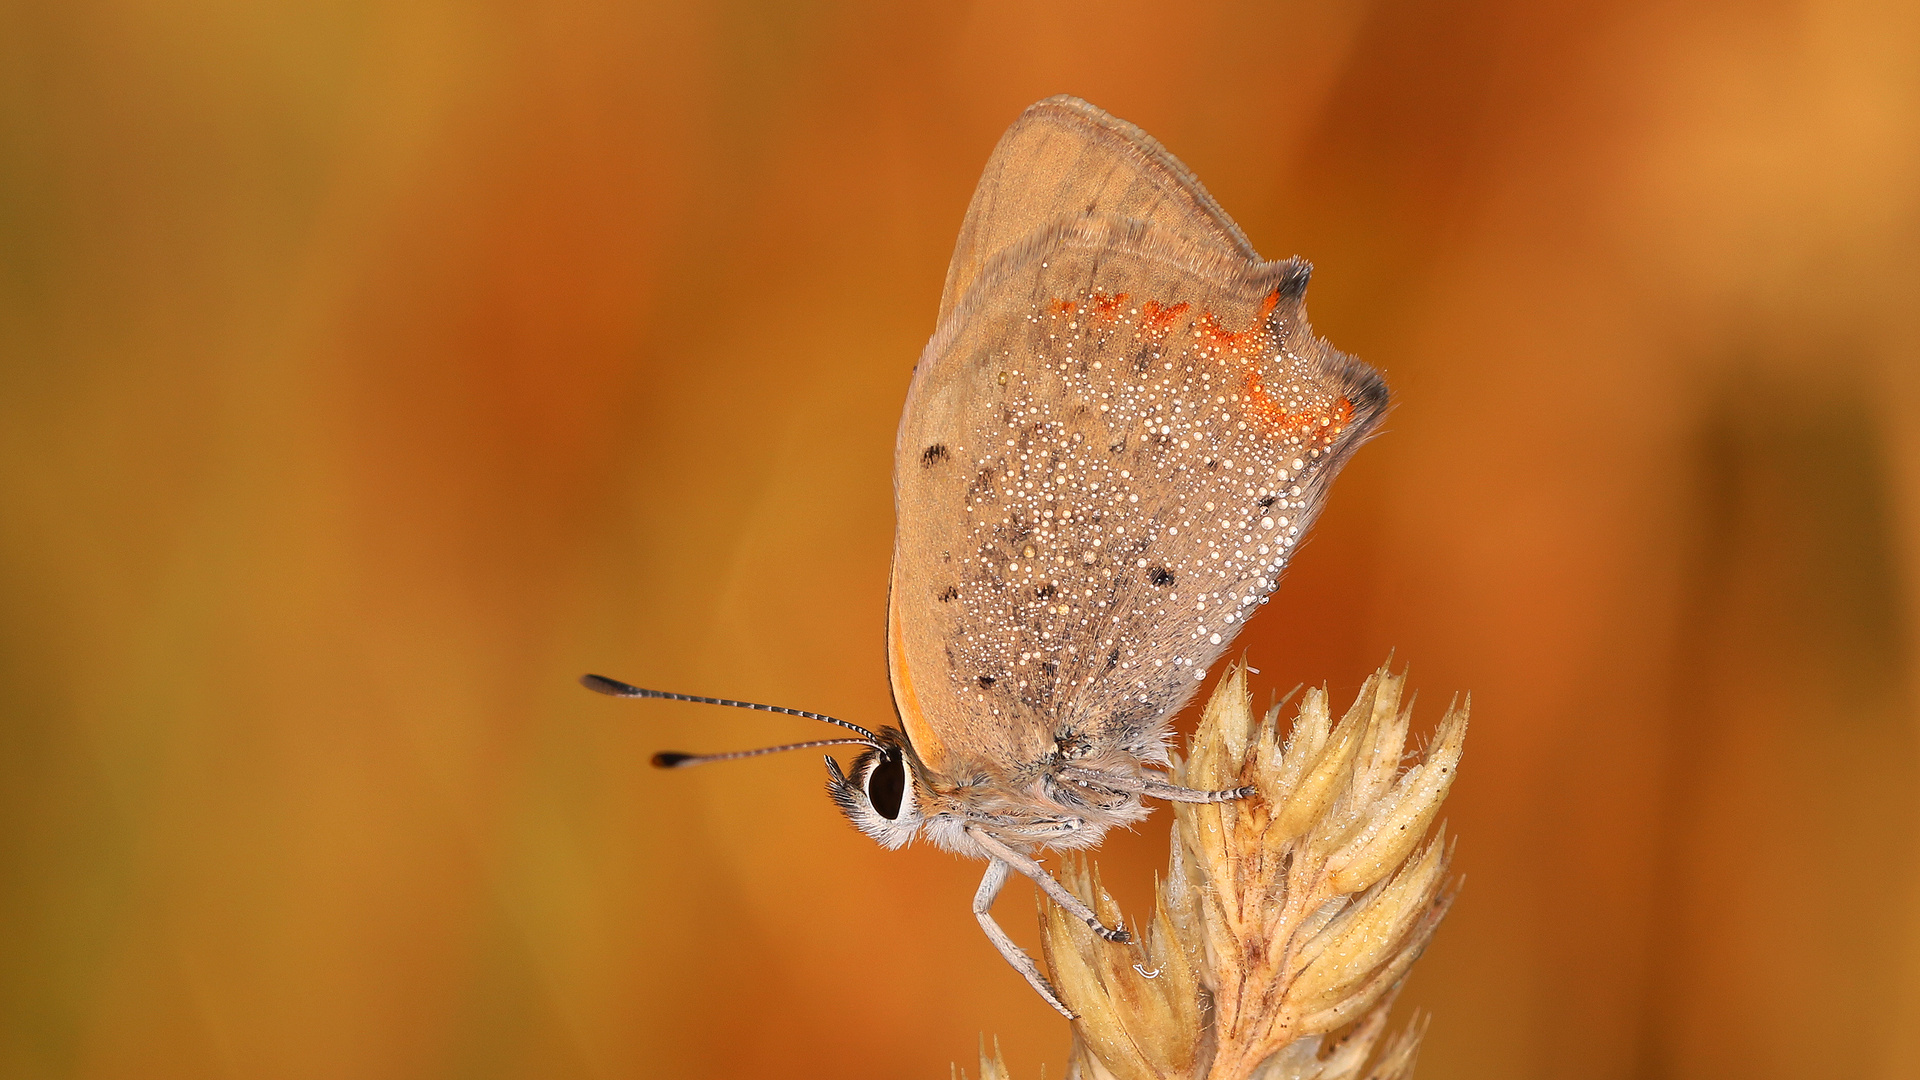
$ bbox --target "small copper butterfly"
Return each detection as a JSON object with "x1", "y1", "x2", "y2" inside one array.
[{"x1": 585, "y1": 95, "x2": 1387, "y2": 1017}]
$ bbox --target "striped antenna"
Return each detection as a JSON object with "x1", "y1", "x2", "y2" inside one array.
[{"x1": 579, "y1": 674, "x2": 883, "y2": 762}]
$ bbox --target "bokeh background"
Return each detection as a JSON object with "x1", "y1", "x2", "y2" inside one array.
[{"x1": 4, "y1": 0, "x2": 1918, "y2": 1077}]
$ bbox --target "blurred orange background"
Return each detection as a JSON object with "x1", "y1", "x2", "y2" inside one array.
[{"x1": 4, "y1": 1, "x2": 1918, "y2": 1077}]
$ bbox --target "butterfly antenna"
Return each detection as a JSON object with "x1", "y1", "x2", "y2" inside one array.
[
  {"x1": 579, "y1": 673, "x2": 882, "y2": 745},
  {"x1": 651, "y1": 739, "x2": 875, "y2": 769}
]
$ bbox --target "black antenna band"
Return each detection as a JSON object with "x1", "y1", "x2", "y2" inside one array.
[{"x1": 580, "y1": 673, "x2": 881, "y2": 744}]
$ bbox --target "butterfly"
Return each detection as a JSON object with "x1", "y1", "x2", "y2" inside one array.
[{"x1": 585, "y1": 95, "x2": 1387, "y2": 1017}]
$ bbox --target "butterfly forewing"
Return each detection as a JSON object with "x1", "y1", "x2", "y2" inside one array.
[
  {"x1": 937, "y1": 95, "x2": 1256, "y2": 329},
  {"x1": 892, "y1": 215, "x2": 1386, "y2": 780}
]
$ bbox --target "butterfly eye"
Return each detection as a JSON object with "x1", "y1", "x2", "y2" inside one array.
[{"x1": 866, "y1": 751, "x2": 907, "y2": 820}]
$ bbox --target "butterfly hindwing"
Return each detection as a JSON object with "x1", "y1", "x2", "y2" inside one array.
[{"x1": 892, "y1": 214, "x2": 1386, "y2": 780}]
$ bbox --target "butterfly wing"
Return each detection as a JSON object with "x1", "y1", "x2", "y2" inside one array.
[
  {"x1": 936, "y1": 95, "x2": 1255, "y2": 329},
  {"x1": 890, "y1": 101, "x2": 1387, "y2": 784}
]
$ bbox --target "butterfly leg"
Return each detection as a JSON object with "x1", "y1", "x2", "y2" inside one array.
[
  {"x1": 967, "y1": 825, "x2": 1132, "y2": 944},
  {"x1": 1062, "y1": 766, "x2": 1253, "y2": 803},
  {"x1": 974, "y1": 858, "x2": 1076, "y2": 1019},
  {"x1": 1139, "y1": 776, "x2": 1256, "y2": 803}
]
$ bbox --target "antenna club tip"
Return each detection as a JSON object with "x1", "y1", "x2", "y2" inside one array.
[
  {"x1": 652, "y1": 752, "x2": 695, "y2": 768},
  {"x1": 581, "y1": 674, "x2": 640, "y2": 696}
]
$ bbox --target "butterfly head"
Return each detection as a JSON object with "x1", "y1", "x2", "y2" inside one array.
[{"x1": 825, "y1": 727, "x2": 935, "y2": 850}]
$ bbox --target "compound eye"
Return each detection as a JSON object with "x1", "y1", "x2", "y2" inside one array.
[{"x1": 866, "y1": 751, "x2": 906, "y2": 820}]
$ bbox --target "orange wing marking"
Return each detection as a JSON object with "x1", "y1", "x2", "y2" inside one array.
[
  {"x1": 1193, "y1": 289, "x2": 1284, "y2": 354},
  {"x1": 1242, "y1": 380, "x2": 1355, "y2": 440},
  {"x1": 1046, "y1": 293, "x2": 1130, "y2": 325},
  {"x1": 1137, "y1": 300, "x2": 1189, "y2": 337},
  {"x1": 1211, "y1": 289, "x2": 1353, "y2": 440}
]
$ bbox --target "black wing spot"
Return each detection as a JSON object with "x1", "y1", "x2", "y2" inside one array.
[
  {"x1": 921, "y1": 443, "x2": 950, "y2": 467},
  {"x1": 1106, "y1": 648, "x2": 1120, "y2": 671},
  {"x1": 938, "y1": 585, "x2": 959, "y2": 602},
  {"x1": 977, "y1": 675, "x2": 996, "y2": 689},
  {"x1": 1147, "y1": 567, "x2": 1175, "y2": 587},
  {"x1": 1258, "y1": 495, "x2": 1278, "y2": 508},
  {"x1": 968, "y1": 466, "x2": 997, "y2": 500},
  {"x1": 1035, "y1": 583, "x2": 1056, "y2": 600}
]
